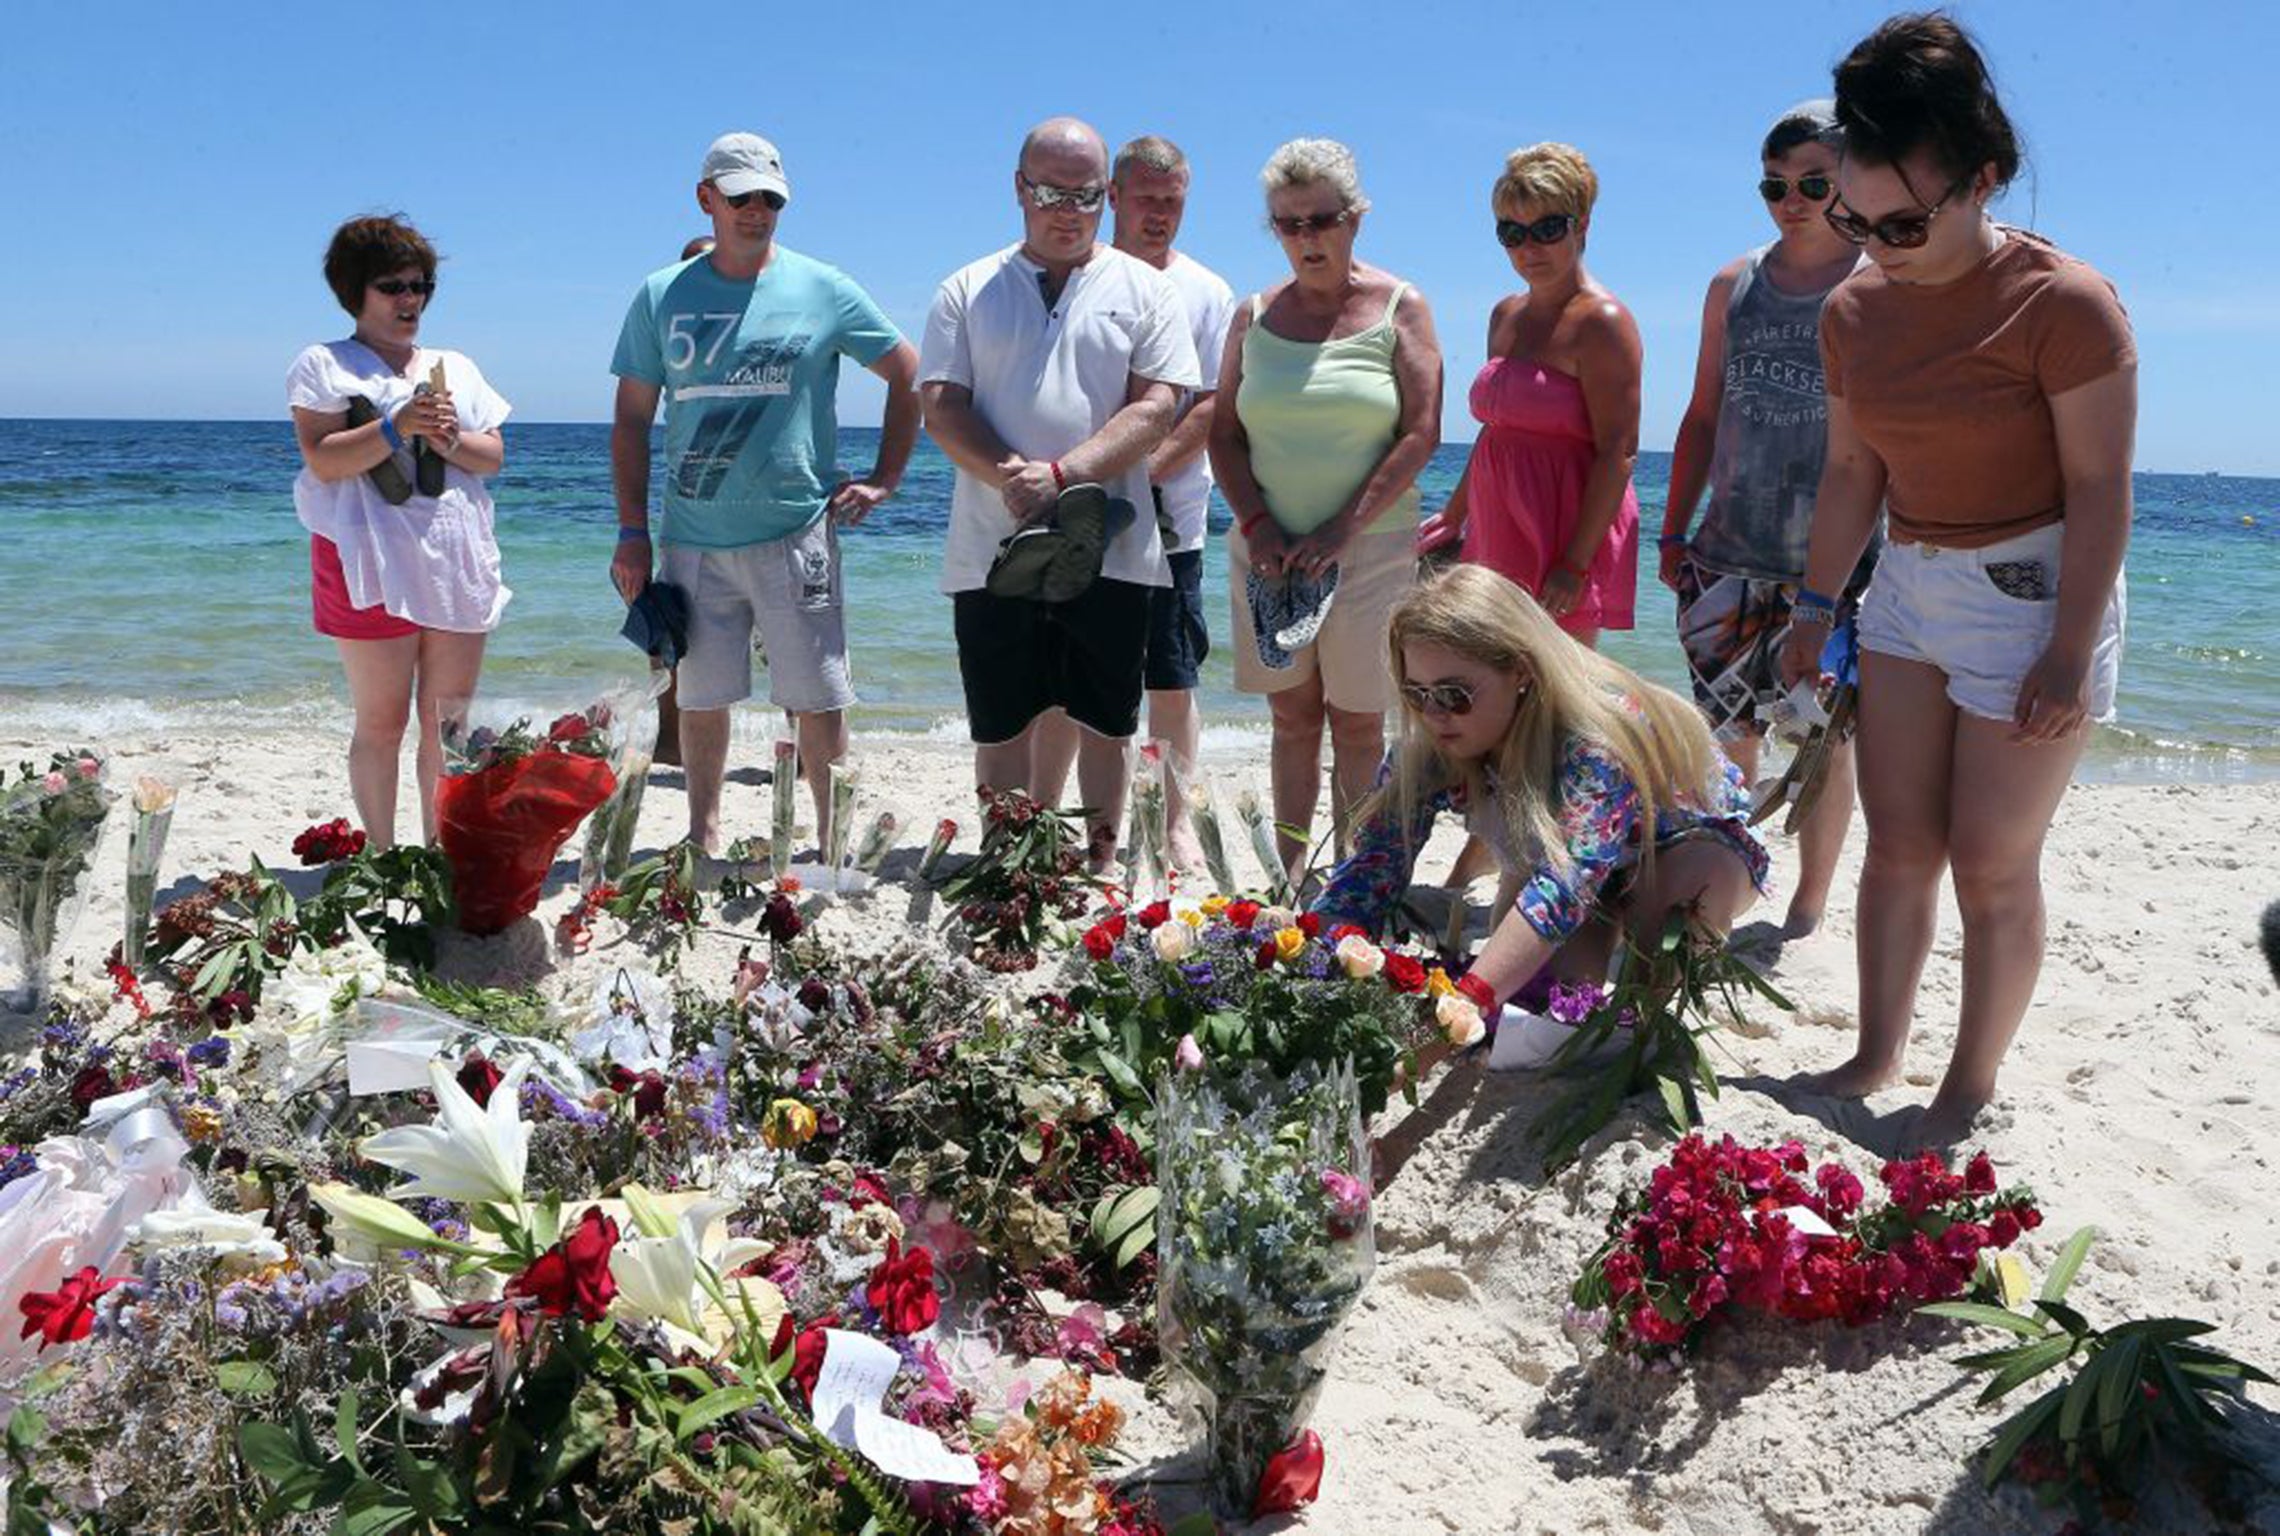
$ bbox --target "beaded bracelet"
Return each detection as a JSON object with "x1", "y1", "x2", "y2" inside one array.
[
  {"x1": 616, "y1": 525, "x2": 651, "y2": 543},
  {"x1": 1657, "y1": 532, "x2": 1689, "y2": 548}
]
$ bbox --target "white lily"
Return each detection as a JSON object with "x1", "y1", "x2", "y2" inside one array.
[
  {"x1": 358, "y1": 1057, "x2": 531, "y2": 1208},
  {"x1": 609, "y1": 1191, "x2": 776, "y2": 1345},
  {"x1": 308, "y1": 1182, "x2": 479, "y2": 1261},
  {"x1": 130, "y1": 1201, "x2": 288, "y2": 1270}
]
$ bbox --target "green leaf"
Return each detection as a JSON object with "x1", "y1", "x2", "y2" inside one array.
[
  {"x1": 1978, "y1": 1334, "x2": 2078, "y2": 1405},
  {"x1": 2094, "y1": 1335, "x2": 2144, "y2": 1456},
  {"x1": 1167, "y1": 1516, "x2": 1220, "y2": 1536},
  {"x1": 1656, "y1": 1073, "x2": 1690, "y2": 1134},
  {"x1": 238, "y1": 1422, "x2": 313, "y2": 1485},
  {"x1": 1094, "y1": 1047, "x2": 1144, "y2": 1100},
  {"x1": 2032, "y1": 1299, "x2": 2092, "y2": 1337},
  {"x1": 1919, "y1": 1301, "x2": 2048, "y2": 1339},
  {"x1": 2039, "y1": 1226, "x2": 2096, "y2": 1303},
  {"x1": 215, "y1": 1359, "x2": 278, "y2": 1398},
  {"x1": 2057, "y1": 1341, "x2": 2117, "y2": 1445},
  {"x1": 334, "y1": 1387, "x2": 364, "y2": 1471},
  {"x1": 1981, "y1": 1385, "x2": 2066, "y2": 1489},
  {"x1": 678, "y1": 1387, "x2": 762, "y2": 1441},
  {"x1": 335, "y1": 1476, "x2": 421, "y2": 1536},
  {"x1": 391, "y1": 1431, "x2": 466, "y2": 1522}
]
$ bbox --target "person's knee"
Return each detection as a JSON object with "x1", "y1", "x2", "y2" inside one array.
[
  {"x1": 1325, "y1": 707, "x2": 1382, "y2": 751},
  {"x1": 1948, "y1": 836, "x2": 2044, "y2": 919}
]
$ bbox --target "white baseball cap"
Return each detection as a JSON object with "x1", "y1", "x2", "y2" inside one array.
[{"x1": 700, "y1": 133, "x2": 791, "y2": 204}]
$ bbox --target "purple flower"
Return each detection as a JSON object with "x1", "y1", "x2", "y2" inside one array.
[
  {"x1": 186, "y1": 1036, "x2": 231, "y2": 1068},
  {"x1": 1546, "y1": 981, "x2": 1606, "y2": 1028}
]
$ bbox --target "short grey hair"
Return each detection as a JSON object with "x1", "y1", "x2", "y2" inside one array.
[
  {"x1": 1114, "y1": 135, "x2": 1188, "y2": 183},
  {"x1": 1260, "y1": 137, "x2": 1369, "y2": 214}
]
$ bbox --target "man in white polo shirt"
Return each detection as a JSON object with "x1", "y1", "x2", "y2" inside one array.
[
  {"x1": 919, "y1": 116, "x2": 1200, "y2": 869},
  {"x1": 1109, "y1": 133, "x2": 1234, "y2": 871}
]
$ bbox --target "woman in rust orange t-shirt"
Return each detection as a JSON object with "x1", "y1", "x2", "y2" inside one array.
[{"x1": 1780, "y1": 15, "x2": 2136, "y2": 1150}]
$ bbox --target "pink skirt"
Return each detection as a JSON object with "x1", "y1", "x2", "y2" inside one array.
[{"x1": 310, "y1": 536, "x2": 420, "y2": 640}]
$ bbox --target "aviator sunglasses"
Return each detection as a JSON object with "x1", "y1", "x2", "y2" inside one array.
[
  {"x1": 714, "y1": 187, "x2": 785, "y2": 210},
  {"x1": 1495, "y1": 212, "x2": 1574, "y2": 248},
  {"x1": 1758, "y1": 173, "x2": 1833, "y2": 203},
  {"x1": 1019, "y1": 173, "x2": 1106, "y2": 213},
  {"x1": 370, "y1": 278, "x2": 436, "y2": 298},
  {"x1": 1824, "y1": 175, "x2": 1973, "y2": 249},
  {"x1": 1269, "y1": 208, "x2": 1355, "y2": 237},
  {"x1": 1399, "y1": 679, "x2": 1478, "y2": 716}
]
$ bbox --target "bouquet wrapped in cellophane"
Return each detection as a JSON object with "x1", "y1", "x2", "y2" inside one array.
[
  {"x1": 1157, "y1": 1056, "x2": 1374, "y2": 1519},
  {"x1": 0, "y1": 750, "x2": 116, "y2": 1010}
]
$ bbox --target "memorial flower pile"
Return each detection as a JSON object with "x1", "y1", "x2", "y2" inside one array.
[{"x1": 1571, "y1": 1135, "x2": 2045, "y2": 1360}]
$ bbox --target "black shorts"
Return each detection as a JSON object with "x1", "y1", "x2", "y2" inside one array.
[
  {"x1": 1143, "y1": 548, "x2": 1211, "y2": 691},
  {"x1": 953, "y1": 578, "x2": 1152, "y2": 744}
]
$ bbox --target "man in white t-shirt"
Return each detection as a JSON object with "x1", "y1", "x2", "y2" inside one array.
[
  {"x1": 919, "y1": 117, "x2": 1201, "y2": 869},
  {"x1": 1109, "y1": 133, "x2": 1234, "y2": 871}
]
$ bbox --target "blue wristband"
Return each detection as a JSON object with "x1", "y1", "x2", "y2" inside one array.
[
  {"x1": 1657, "y1": 533, "x2": 1689, "y2": 548},
  {"x1": 379, "y1": 412, "x2": 405, "y2": 452},
  {"x1": 1795, "y1": 586, "x2": 1839, "y2": 611},
  {"x1": 617, "y1": 525, "x2": 651, "y2": 544}
]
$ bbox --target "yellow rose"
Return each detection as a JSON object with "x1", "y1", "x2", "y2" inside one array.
[
  {"x1": 762, "y1": 1098, "x2": 819, "y2": 1149},
  {"x1": 1425, "y1": 967, "x2": 1457, "y2": 998},
  {"x1": 1200, "y1": 895, "x2": 1231, "y2": 917},
  {"x1": 1274, "y1": 927, "x2": 1307, "y2": 963}
]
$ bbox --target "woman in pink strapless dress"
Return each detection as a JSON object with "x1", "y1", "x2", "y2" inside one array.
[{"x1": 1458, "y1": 356, "x2": 1638, "y2": 639}]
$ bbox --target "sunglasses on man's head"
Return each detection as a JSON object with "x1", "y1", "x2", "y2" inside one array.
[
  {"x1": 1019, "y1": 173, "x2": 1106, "y2": 213},
  {"x1": 1495, "y1": 213, "x2": 1574, "y2": 248},
  {"x1": 1759, "y1": 174, "x2": 1833, "y2": 203},
  {"x1": 716, "y1": 187, "x2": 785, "y2": 211},
  {"x1": 1823, "y1": 175, "x2": 1972, "y2": 249},
  {"x1": 1268, "y1": 208, "x2": 1354, "y2": 237},
  {"x1": 1399, "y1": 679, "x2": 1477, "y2": 716},
  {"x1": 370, "y1": 278, "x2": 436, "y2": 298}
]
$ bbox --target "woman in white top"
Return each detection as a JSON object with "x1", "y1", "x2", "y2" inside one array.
[{"x1": 287, "y1": 215, "x2": 512, "y2": 849}]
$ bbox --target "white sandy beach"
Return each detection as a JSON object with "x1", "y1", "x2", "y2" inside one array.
[{"x1": 10, "y1": 725, "x2": 2280, "y2": 1534}]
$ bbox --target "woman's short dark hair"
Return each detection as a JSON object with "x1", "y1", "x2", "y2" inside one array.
[
  {"x1": 322, "y1": 215, "x2": 438, "y2": 315},
  {"x1": 1834, "y1": 12, "x2": 2022, "y2": 194}
]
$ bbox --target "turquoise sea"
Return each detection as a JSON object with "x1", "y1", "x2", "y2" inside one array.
[{"x1": 3, "y1": 420, "x2": 2276, "y2": 782}]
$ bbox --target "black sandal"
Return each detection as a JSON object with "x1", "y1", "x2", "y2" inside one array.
[{"x1": 343, "y1": 396, "x2": 416, "y2": 504}]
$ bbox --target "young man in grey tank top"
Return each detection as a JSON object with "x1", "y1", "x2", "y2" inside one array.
[{"x1": 1661, "y1": 101, "x2": 1872, "y2": 942}]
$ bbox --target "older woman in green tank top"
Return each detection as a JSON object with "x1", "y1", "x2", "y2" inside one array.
[{"x1": 1209, "y1": 138, "x2": 1443, "y2": 884}]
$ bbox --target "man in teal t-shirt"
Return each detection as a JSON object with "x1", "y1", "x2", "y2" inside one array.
[{"x1": 610, "y1": 132, "x2": 920, "y2": 854}]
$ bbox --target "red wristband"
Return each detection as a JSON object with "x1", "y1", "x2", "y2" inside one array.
[
  {"x1": 1456, "y1": 973, "x2": 1497, "y2": 1013},
  {"x1": 1238, "y1": 512, "x2": 1267, "y2": 540},
  {"x1": 1049, "y1": 460, "x2": 1067, "y2": 492}
]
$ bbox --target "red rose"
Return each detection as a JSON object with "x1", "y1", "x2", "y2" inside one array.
[
  {"x1": 1254, "y1": 939, "x2": 1279, "y2": 970},
  {"x1": 864, "y1": 1237, "x2": 940, "y2": 1334},
  {"x1": 1296, "y1": 912, "x2": 1322, "y2": 938},
  {"x1": 607, "y1": 1064, "x2": 637, "y2": 1094},
  {"x1": 1252, "y1": 1430, "x2": 1325, "y2": 1518},
  {"x1": 1383, "y1": 954, "x2": 1427, "y2": 994},
  {"x1": 761, "y1": 893, "x2": 805, "y2": 944},
  {"x1": 769, "y1": 1313, "x2": 832, "y2": 1402},
  {"x1": 547, "y1": 713, "x2": 589, "y2": 745},
  {"x1": 1136, "y1": 900, "x2": 1171, "y2": 931},
  {"x1": 1327, "y1": 923, "x2": 1366, "y2": 945},
  {"x1": 18, "y1": 1266, "x2": 127, "y2": 1347},
  {"x1": 630, "y1": 1071, "x2": 668, "y2": 1121},
  {"x1": 455, "y1": 1053, "x2": 503, "y2": 1107},
  {"x1": 848, "y1": 1172, "x2": 894, "y2": 1208},
  {"x1": 1083, "y1": 924, "x2": 1116, "y2": 961},
  {"x1": 506, "y1": 1207, "x2": 619, "y2": 1322},
  {"x1": 1226, "y1": 900, "x2": 1261, "y2": 931},
  {"x1": 69, "y1": 1064, "x2": 118, "y2": 1113}
]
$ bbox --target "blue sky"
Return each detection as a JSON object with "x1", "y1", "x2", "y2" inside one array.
[{"x1": 2, "y1": 0, "x2": 2272, "y2": 473}]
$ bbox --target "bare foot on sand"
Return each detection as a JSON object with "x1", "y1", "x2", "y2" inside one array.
[
  {"x1": 1910, "y1": 1092, "x2": 1990, "y2": 1153},
  {"x1": 1166, "y1": 830, "x2": 1207, "y2": 881},
  {"x1": 1796, "y1": 1055, "x2": 1904, "y2": 1099},
  {"x1": 1780, "y1": 904, "x2": 1822, "y2": 940}
]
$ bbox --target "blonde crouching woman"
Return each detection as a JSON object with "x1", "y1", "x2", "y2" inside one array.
[{"x1": 1312, "y1": 565, "x2": 1769, "y2": 1015}]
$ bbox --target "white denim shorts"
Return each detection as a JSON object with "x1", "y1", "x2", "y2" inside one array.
[
  {"x1": 1855, "y1": 522, "x2": 2124, "y2": 724},
  {"x1": 658, "y1": 516, "x2": 856, "y2": 714}
]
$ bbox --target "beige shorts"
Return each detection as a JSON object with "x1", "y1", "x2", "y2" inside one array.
[{"x1": 1229, "y1": 522, "x2": 1414, "y2": 713}]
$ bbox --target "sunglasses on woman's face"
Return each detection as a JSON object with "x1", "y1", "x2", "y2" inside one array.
[
  {"x1": 370, "y1": 279, "x2": 436, "y2": 298},
  {"x1": 1268, "y1": 208, "x2": 1354, "y2": 238},
  {"x1": 1019, "y1": 173, "x2": 1106, "y2": 213},
  {"x1": 716, "y1": 187, "x2": 785, "y2": 211},
  {"x1": 1399, "y1": 679, "x2": 1477, "y2": 716},
  {"x1": 1824, "y1": 176, "x2": 1972, "y2": 249},
  {"x1": 1495, "y1": 213, "x2": 1574, "y2": 248},
  {"x1": 1758, "y1": 173, "x2": 1833, "y2": 203}
]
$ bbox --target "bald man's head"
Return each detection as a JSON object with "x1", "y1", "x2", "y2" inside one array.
[{"x1": 1018, "y1": 117, "x2": 1107, "y2": 179}]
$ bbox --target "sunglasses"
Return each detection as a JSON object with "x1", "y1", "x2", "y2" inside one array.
[
  {"x1": 1495, "y1": 213, "x2": 1574, "y2": 248},
  {"x1": 715, "y1": 187, "x2": 786, "y2": 211},
  {"x1": 1019, "y1": 173, "x2": 1106, "y2": 213},
  {"x1": 1824, "y1": 176, "x2": 1972, "y2": 250},
  {"x1": 1399, "y1": 679, "x2": 1477, "y2": 716},
  {"x1": 1268, "y1": 208, "x2": 1355, "y2": 237},
  {"x1": 370, "y1": 278, "x2": 436, "y2": 298},
  {"x1": 1758, "y1": 173, "x2": 1834, "y2": 203}
]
